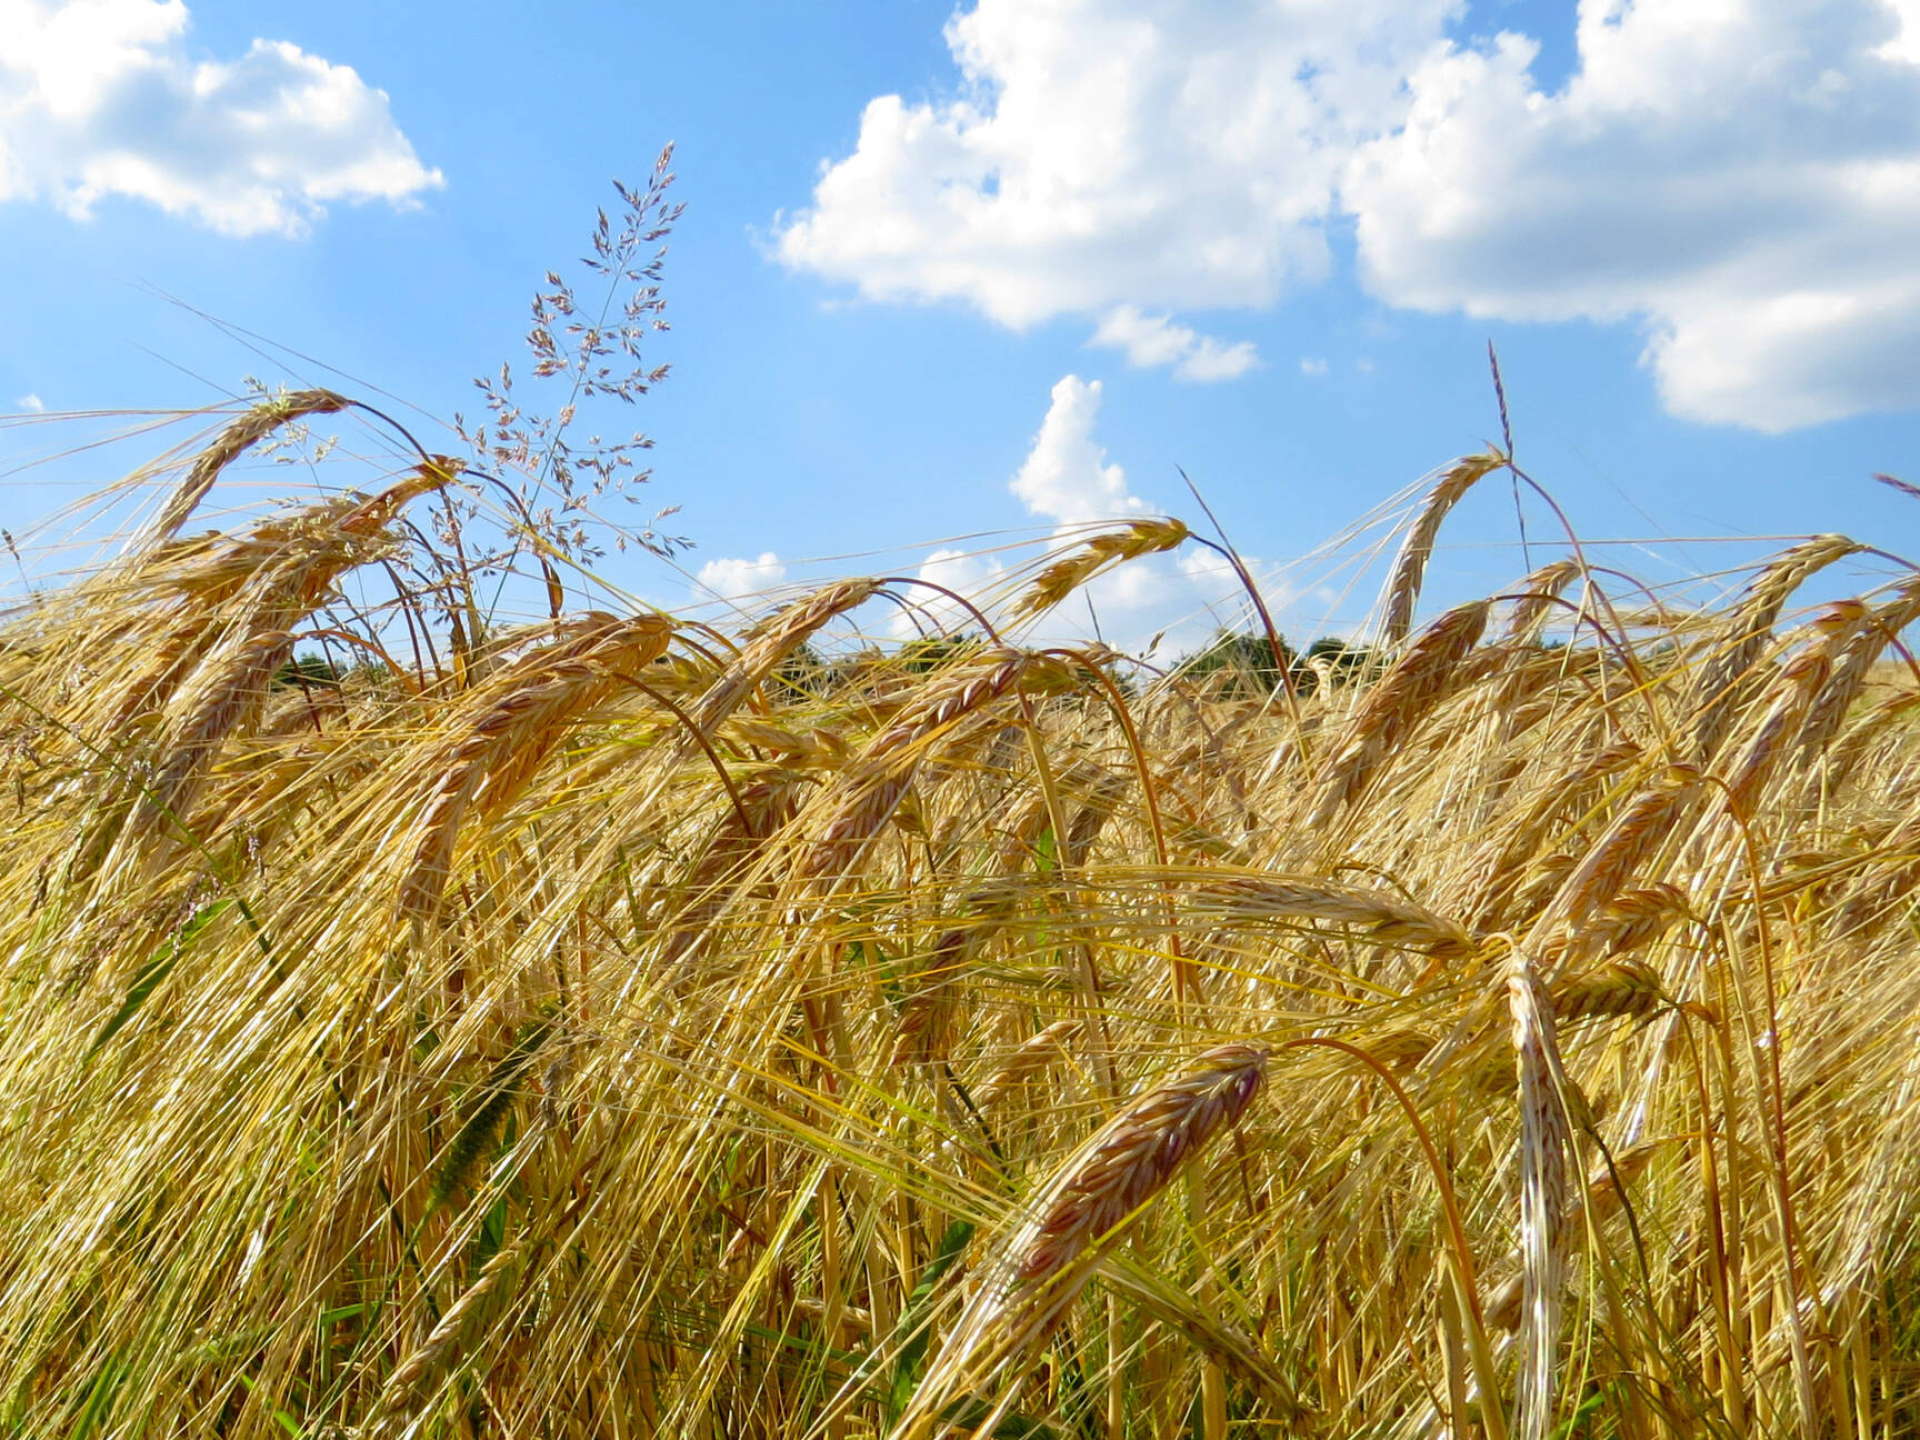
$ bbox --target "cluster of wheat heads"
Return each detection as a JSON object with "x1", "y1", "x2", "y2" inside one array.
[{"x1": 0, "y1": 397, "x2": 1918, "y2": 1439}]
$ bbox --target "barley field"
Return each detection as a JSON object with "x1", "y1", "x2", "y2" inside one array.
[{"x1": 0, "y1": 395, "x2": 1917, "y2": 1438}]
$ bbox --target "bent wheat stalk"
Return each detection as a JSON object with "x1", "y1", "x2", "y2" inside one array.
[
  {"x1": 1382, "y1": 453, "x2": 1505, "y2": 647},
  {"x1": 149, "y1": 389, "x2": 352, "y2": 545},
  {"x1": 898, "y1": 1042, "x2": 1267, "y2": 1439}
]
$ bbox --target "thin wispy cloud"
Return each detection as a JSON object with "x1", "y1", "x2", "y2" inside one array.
[
  {"x1": 0, "y1": 0, "x2": 443, "y2": 236},
  {"x1": 1091, "y1": 306, "x2": 1259, "y2": 382}
]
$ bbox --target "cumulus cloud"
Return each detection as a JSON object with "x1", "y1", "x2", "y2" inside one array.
[
  {"x1": 14, "y1": 393, "x2": 44, "y2": 412},
  {"x1": 781, "y1": 0, "x2": 1920, "y2": 430},
  {"x1": 1885, "y1": 0, "x2": 1920, "y2": 61},
  {"x1": 1343, "y1": 0, "x2": 1920, "y2": 429},
  {"x1": 1009, "y1": 374, "x2": 1146, "y2": 524},
  {"x1": 695, "y1": 551, "x2": 787, "y2": 602},
  {"x1": 0, "y1": 0, "x2": 442, "y2": 236},
  {"x1": 775, "y1": 0, "x2": 1453, "y2": 368},
  {"x1": 892, "y1": 546, "x2": 1007, "y2": 636},
  {"x1": 1091, "y1": 305, "x2": 1260, "y2": 381},
  {"x1": 1299, "y1": 357, "x2": 1328, "y2": 377},
  {"x1": 889, "y1": 374, "x2": 1275, "y2": 652}
]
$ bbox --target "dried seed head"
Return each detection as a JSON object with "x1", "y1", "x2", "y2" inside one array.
[
  {"x1": 973, "y1": 1019, "x2": 1084, "y2": 1114},
  {"x1": 1014, "y1": 518, "x2": 1189, "y2": 619},
  {"x1": 802, "y1": 651, "x2": 1060, "y2": 880},
  {"x1": 1003, "y1": 1043, "x2": 1266, "y2": 1319},
  {"x1": 1552, "y1": 956, "x2": 1665, "y2": 1023},
  {"x1": 891, "y1": 881, "x2": 1025, "y2": 1067},
  {"x1": 1527, "y1": 764, "x2": 1701, "y2": 971},
  {"x1": 1312, "y1": 599, "x2": 1490, "y2": 825},
  {"x1": 151, "y1": 389, "x2": 352, "y2": 545},
  {"x1": 1191, "y1": 875, "x2": 1474, "y2": 958},
  {"x1": 907, "y1": 1041, "x2": 1268, "y2": 1439},
  {"x1": 1383, "y1": 453, "x2": 1505, "y2": 646},
  {"x1": 691, "y1": 578, "x2": 879, "y2": 735},
  {"x1": 1502, "y1": 559, "x2": 1584, "y2": 642},
  {"x1": 397, "y1": 613, "x2": 674, "y2": 921},
  {"x1": 1684, "y1": 532, "x2": 1859, "y2": 762}
]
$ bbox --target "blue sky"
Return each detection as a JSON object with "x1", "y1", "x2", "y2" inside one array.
[{"x1": 2, "y1": 0, "x2": 1917, "y2": 655}]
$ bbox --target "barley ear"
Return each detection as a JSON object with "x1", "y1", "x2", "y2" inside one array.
[
  {"x1": 899, "y1": 1043, "x2": 1266, "y2": 1438},
  {"x1": 1383, "y1": 453, "x2": 1505, "y2": 647},
  {"x1": 150, "y1": 389, "x2": 351, "y2": 545}
]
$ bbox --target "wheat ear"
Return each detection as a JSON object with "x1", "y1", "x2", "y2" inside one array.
[
  {"x1": 1310, "y1": 599, "x2": 1490, "y2": 826},
  {"x1": 901, "y1": 1043, "x2": 1266, "y2": 1438},
  {"x1": 1682, "y1": 532, "x2": 1858, "y2": 762},
  {"x1": 398, "y1": 613, "x2": 674, "y2": 921},
  {"x1": 1382, "y1": 453, "x2": 1505, "y2": 647},
  {"x1": 1525, "y1": 764, "x2": 1701, "y2": 974},
  {"x1": 971, "y1": 1019, "x2": 1084, "y2": 1114},
  {"x1": 802, "y1": 650, "x2": 1062, "y2": 882},
  {"x1": 690, "y1": 577, "x2": 879, "y2": 736},
  {"x1": 149, "y1": 389, "x2": 352, "y2": 545},
  {"x1": 1188, "y1": 874, "x2": 1473, "y2": 957},
  {"x1": 1013, "y1": 518, "x2": 1190, "y2": 619}
]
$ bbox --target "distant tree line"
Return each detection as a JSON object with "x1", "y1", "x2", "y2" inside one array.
[
  {"x1": 274, "y1": 628, "x2": 1376, "y2": 702},
  {"x1": 1172, "y1": 630, "x2": 1373, "y2": 697}
]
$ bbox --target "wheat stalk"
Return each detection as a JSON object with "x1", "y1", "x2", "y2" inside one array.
[{"x1": 1508, "y1": 947, "x2": 1572, "y2": 1440}]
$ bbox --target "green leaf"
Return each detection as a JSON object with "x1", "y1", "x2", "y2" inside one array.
[
  {"x1": 87, "y1": 900, "x2": 231, "y2": 1061},
  {"x1": 1033, "y1": 826, "x2": 1058, "y2": 875},
  {"x1": 887, "y1": 1217, "x2": 975, "y2": 1421},
  {"x1": 232, "y1": 1374, "x2": 302, "y2": 1439}
]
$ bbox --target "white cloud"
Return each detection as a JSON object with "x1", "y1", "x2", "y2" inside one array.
[
  {"x1": 1883, "y1": 0, "x2": 1920, "y2": 61},
  {"x1": 1343, "y1": 0, "x2": 1920, "y2": 429},
  {"x1": 889, "y1": 373, "x2": 1284, "y2": 654},
  {"x1": 1299, "y1": 357, "x2": 1328, "y2": 377},
  {"x1": 1009, "y1": 374, "x2": 1146, "y2": 524},
  {"x1": 782, "y1": 0, "x2": 1920, "y2": 431},
  {"x1": 775, "y1": 0, "x2": 1455, "y2": 359},
  {"x1": 0, "y1": 0, "x2": 442, "y2": 236},
  {"x1": 14, "y1": 393, "x2": 44, "y2": 411},
  {"x1": 891, "y1": 545, "x2": 1007, "y2": 636},
  {"x1": 1091, "y1": 305, "x2": 1260, "y2": 381},
  {"x1": 695, "y1": 551, "x2": 786, "y2": 601}
]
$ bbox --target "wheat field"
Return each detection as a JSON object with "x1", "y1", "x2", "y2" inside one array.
[{"x1": 0, "y1": 396, "x2": 1916, "y2": 1438}]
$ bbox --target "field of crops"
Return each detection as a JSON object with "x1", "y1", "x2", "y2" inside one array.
[{"x1": 0, "y1": 394, "x2": 1916, "y2": 1438}]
